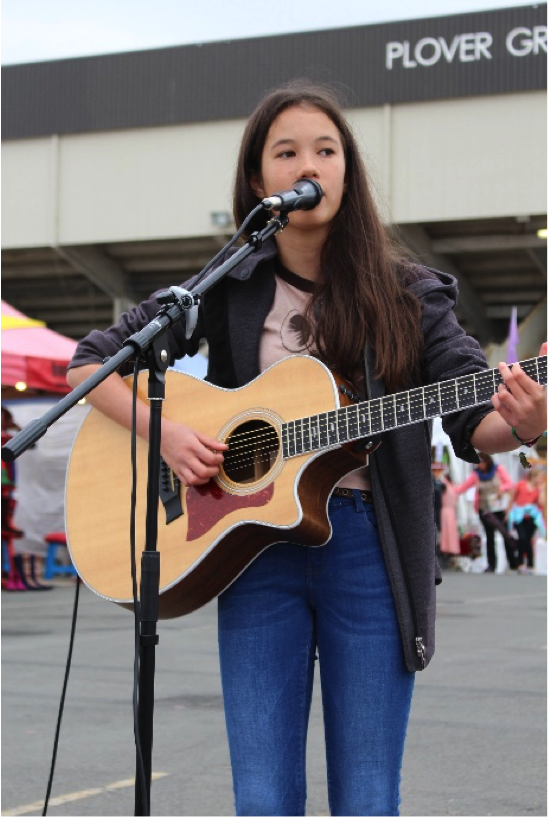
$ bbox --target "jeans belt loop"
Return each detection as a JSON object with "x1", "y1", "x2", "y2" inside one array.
[{"x1": 332, "y1": 487, "x2": 373, "y2": 508}]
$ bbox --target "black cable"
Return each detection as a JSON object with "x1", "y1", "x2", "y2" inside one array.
[
  {"x1": 190, "y1": 204, "x2": 264, "y2": 288},
  {"x1": 42, "y1": 576, "x2": 80, "y2": 815}
]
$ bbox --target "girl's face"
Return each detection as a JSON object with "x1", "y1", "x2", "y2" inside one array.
[{"x1": 251, "y1": 104, "x2": 346, "y2": 235}]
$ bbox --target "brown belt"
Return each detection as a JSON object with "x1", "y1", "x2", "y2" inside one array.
[{"x1": 332, "y1": 487, "x2": 373, "y2": 503}]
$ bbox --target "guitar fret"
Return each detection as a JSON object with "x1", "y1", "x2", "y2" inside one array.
[
  {"x1": 302, "y1": 417, "x2": 311, "y2": 453},
  {"x1": 294, "y1": 419, "x2": 303, "y2": 455},
  {"x1": 538, "y1": 355, "x2": 547, "y2": 385},
  {"x1": 337, "y1": 407, "x2": 349, "y2": 442},
  {"x1": 423, "y1": 384, "x2": 441, "y2": 418},
  {"x1": 326, "y1": 411, "x2": 337, "y2": 446},
  {"x1": 522, "y1": 361, "x2": 534, "y2": 381},
  {"x1": 347, "y1": 405, "x2": 360, "y2": 440},
  {"x1": 318, "y1": 413, "x2": 328, "y2": 448},
  {"x1": 287, "y1": 420, "x2": 296, "y2": 457},
  {"x1": 457, "y1": 374, "x2": 476, "y2": 408},
  {"x1": 396, "y1": 392, "x2": 411, "y2": 425},
  {"x1": 370, "y1": 398, "x2": 383, "y2": 434},
  {"x1": 382, "y1": 395, "x2": 396, "y2": 430},
  {"x1": 440, "y1": 381, "x2": 457, "y2": 413},
  {"x1": 310, "y1": 416, "x2": 320, "y2": 450},
  {"x1": 358, "y1": 403, "x2": 370, "y2": 436},
  {"x1": 474, "y1": 369, "x2": 493, "y2": 402},
  {"x1": 281, "y1": 421, "x2": 290, "y2": 458},
  {"x1": 409, "y1": 388, "x2": 425, "y2": 422}
]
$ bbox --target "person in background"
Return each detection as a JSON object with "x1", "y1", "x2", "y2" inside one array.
[
  {"x1": 66, "y1": 80, "x2": 547, "y2": 816},
  {"x1": 432, "y1": 462, "x2": 444, "y2": 542},
  {"x1": 506, "y1": 467, "x2": 546, "y2": 574},
  {"x1": 1, "y1": 407, "x2": 51, "y2": 591},
  {"x1": 1, "y1": 407, "x2": 22, "y2": 537},
  {"x1": 455, "y1": 453, "x2": 517, "y2": 573},
  {"x1": 439, "y1": 472, "x2": 461, "y2": 559}
]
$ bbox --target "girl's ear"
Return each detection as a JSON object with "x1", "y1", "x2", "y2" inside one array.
[{"x1": 250, "y1": 173, "x2": 265, "y2": 199}]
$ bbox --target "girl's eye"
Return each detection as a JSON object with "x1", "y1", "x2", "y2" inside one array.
[
  {"x1": 277, "y1": 150, "x2": 295, "y2": 159},
  {"x1": 319, "y1": 148, "x2": 335, "y2": 156}
]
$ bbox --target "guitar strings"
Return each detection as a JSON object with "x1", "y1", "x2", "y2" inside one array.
[
  {"x1": 223, "y1": 386, "x2": 458, "y2": 467},
  {"x1": 223, "y1": 374, "x2": 499, "y2": 453},
  {"x1": 224, "y1": 381, "x2": 524, "y2": 455},
  {"x1": 223, "y1": 451, "x2": 279, "y2": 476}
]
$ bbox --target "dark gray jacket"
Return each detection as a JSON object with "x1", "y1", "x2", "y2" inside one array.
[{"x1": 69, "y1": 239, "x2": 493, "y2": 671}]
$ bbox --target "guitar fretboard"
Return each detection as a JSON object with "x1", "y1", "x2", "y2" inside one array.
[{"x1": 281, "y1": 356, "x2": 547, "y2": 459}]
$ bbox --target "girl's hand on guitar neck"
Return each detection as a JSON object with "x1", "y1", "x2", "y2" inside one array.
[
  {"x1": 492, "y1": 341, "x2": 547, "y2": 442},
  {"x1": 160, "y1": 418, "x2": 228, "y2": 487},
  {"x1": 473, "y1": 342, "x2": 547, "y2": 454}
]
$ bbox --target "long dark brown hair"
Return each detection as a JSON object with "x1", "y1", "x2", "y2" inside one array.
[{"x1": 233, "y1": 79, "x2": 422, "y2": 391}]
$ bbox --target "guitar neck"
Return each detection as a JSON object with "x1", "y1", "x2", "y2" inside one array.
[{"x1": 281, "y1": 355, "x2": 547, "y2": 459}]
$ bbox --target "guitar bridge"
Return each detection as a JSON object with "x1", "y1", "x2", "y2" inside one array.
[{"x1": 159, "y1": 457, "x2": 183, "y2": 524}]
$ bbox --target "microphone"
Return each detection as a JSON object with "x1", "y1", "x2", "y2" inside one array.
[{"x1": 261, "y1": 179, "x2": 323, "y2": 212}]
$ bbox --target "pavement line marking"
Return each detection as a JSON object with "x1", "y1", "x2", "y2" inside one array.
[{"x1": 1, "y1": 772, "x2": 169, "y2": 816}]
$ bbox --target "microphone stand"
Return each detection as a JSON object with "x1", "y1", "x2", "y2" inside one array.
[{"x1": 1, "y1": 211, "x2": 289, "y2": 816}]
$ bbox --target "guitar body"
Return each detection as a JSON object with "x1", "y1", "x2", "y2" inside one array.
[{"x1": 66, "y1": 355, "x2": 367, "y2": 618}]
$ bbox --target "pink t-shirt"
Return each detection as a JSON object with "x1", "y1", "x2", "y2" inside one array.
[
  {"x1": 259, "y1": 265, "x2": 370, "y2": 490},
  {"x1": 259, "y1": 268, "x2": 316, "y2": 372}
]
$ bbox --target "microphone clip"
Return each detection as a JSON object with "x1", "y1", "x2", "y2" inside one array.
[{"x1": 266, "y1": 214, "x2": 289, "y2": 232}]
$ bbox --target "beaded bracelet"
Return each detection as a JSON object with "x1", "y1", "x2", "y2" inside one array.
[
  {"x1": 511, "y1": 428, "x2": 547, "y2": 469},
  {"x1": 511, "y1": 427, "x2": 544, "y2": 447}
]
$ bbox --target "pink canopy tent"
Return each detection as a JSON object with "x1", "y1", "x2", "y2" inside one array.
[{"x1": 1, "y1": 300, "x2": 77, "y2": 394}]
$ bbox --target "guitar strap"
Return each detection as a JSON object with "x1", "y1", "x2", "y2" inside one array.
[{"x1": 363, "y1": 341, "x2": 384, "y2": 402}]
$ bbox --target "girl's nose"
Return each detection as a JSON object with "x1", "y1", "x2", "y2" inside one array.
[{"x1": 297, "y1": 158, "x2": 319, "y2": 180}]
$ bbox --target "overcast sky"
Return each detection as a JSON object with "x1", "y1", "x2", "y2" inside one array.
[{"x1": 1, "y1": 0, "x2": 541, "y2": 65}]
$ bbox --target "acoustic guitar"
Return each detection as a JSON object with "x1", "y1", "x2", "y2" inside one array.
[{"x1": 65, "y1": 353, "x2": 546, "y2": 617}]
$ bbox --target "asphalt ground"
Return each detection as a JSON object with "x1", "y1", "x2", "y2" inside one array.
[{"x1": 1, "y1": 571, "x2": 546, "y2": 817}]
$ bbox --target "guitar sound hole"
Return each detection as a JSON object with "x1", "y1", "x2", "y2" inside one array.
[{"x1": 222, "y1": 420, "x2": 279, "y2": 485}]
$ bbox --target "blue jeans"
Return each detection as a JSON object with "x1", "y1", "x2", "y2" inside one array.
[{"x1": 218, "y1": 491, "x2": 415, "y2": 816}]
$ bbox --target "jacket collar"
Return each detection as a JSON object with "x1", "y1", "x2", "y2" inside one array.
[{"x1": 225, "y1": 237, "x2": 279, "y2": 281}]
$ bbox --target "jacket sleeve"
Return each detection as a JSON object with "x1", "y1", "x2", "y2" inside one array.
[
  {"x1": 410, "y1": 273, "x2": 495, "y2": 465},
  {"x1": 68, "y1": 290, "x2": 203, "y2": 379}
]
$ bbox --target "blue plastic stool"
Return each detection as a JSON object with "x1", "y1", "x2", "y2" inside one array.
[
  {"x1": 44, "y1": 532, "x2": 77, "y2": 579},
  {"x1": 2, "y1": 537, "x2": 10, "y2": 573}
]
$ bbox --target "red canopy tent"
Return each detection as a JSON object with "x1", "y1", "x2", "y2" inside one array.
[{"x1": 1, "y1": 300, "x2": 77, "y2": 394}]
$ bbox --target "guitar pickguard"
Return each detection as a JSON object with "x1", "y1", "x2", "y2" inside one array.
[{"x1": 186, "y1": 480, "x2": 275, "y2": 541}]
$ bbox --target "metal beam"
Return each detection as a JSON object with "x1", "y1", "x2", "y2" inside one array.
[
  {"x1": 526, "y1": 248, "x2": 547, "y2": 280},
  {"x1": 486, "y1": 305, "x2": 531, "y2": 319},
  {"x1": 53, "y1": 244, "x2": 136, "y2": 320},
  {"x1": 398, "y1": 224, "x2": 497, "y2": 345},
  {"x1": 123, "y1": 255, "x2": 212, "y2": 273},
  {"x1": 431, "y1": 235, "x2": 547, "y2": 254},
  {"x1": 53, "y1": 245, "x2": 134, "y2": 302},
  {"x1": 1, "y1": 264, "x2": 75, "y2": 279},
  {"x1": 10, "y1": 294, "x2": 112, "y2": 310}
]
